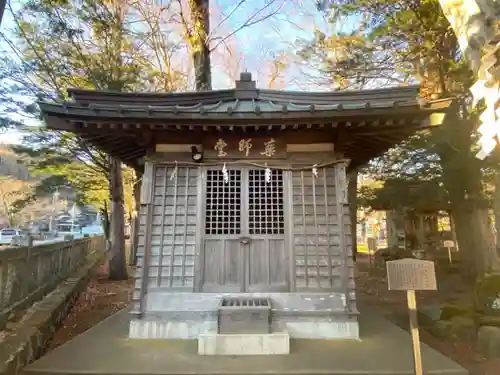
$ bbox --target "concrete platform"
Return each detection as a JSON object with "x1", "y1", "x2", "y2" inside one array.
[
  {"x1": 22, "y1": 309, "x2": 468, "y2": 375},
  {"x1": 198, "y1": 332, "x2": 290, "y2": 355}
]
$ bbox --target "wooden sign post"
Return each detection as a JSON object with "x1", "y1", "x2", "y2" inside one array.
[
  {"x1": 386, "y1": 259, "x2": 437, "y2": 375},
  {"x1": 443, "y1": 240, "x2": 455, "y2": 264}
]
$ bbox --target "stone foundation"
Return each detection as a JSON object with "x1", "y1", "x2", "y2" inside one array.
[
  {"x1": 129, "y1": 314, "x2": 359, "y2": 340},
  {"x1": 198, "y1": 332, "x2": 290, "y2": 355},
  {"x1": 130, "y1": 292, "x2": 359, "y2": 341}
]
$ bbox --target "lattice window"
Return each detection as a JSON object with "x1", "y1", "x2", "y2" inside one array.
[
  {"x1": 205, "y1": 169, "x2": 242, "y2": 235},
  {"x1": 249, "y1": 169, "x2": 284, "y2": 235}
]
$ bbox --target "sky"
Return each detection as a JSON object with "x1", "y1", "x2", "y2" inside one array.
[
  {"x1": 0, "y1": 0, "x2": 353, "y2": 144},
  {"x1": 209, "y1": 0, "x2": 357, "y2": 90},
  {"x1": 1, "y1": 129, "x2": 22, "y2": 144},
  {"x1": 210, "y1": 0, "x2": 326, "y2": 88}
]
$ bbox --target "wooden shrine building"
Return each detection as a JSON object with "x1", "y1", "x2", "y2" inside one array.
[{"x1": 39, "y1": 73, "x2": 452, "y2": 346}]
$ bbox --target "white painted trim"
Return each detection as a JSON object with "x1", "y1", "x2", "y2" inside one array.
[{"x1": 286, "y1": 143, "x2": 335, "y2": 153}]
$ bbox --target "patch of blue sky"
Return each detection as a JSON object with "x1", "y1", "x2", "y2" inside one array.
[
  {"x1": 210, "y1": 0, "x2": 330, "y2": 89},
  {"x1": 209, "y1": 0, "x2": 370, "y2": 90}
]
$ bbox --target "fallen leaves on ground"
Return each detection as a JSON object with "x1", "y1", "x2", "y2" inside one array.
[
  {"x1": 45, "y1": 255, "x2": 500, "y2": 374},
  {"x1": 46, "y1": 262, "x2": 134, "y2": 351},
  {"x1": 355, "y1": 255, "x2": 498, "y2": 375}
]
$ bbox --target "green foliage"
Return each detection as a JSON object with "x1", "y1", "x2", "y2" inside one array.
[
  {"x1": 2, "y1": 0, "x2": 158, "y2": 218},
  {"x1": 308, "y1": 0, "x2": 483, "y2": 194},
  {"x1": 309, "y1": 0, "x2": 499, "y2": 277},
  {"x1": 302, "y1": 1, "x2": 480, "y2": 217},
  {"x1": 309, "y1": 0, "x2": 473, "y2": 93},
  {"x1": 0, "y1": 176, "x2": 34, "y2": 226},
  {"x1": 359, "y1": 178, "x2": 451, "y2": 211},
  {"x1": 0, "y1": 57, "x2": 39, "y2": 131},
  {"x1": 13, "y1": 128, "x2": 137, "y2": 217},
  {"x1": 14, "y1": 129, "x2": 105, "y2": 211},
  {"x1": 9, "y1": 0, "x2": 186, "y2": 96},
  {"x1": 296, "y1": 29, "x2": 384, "y2": 89}
]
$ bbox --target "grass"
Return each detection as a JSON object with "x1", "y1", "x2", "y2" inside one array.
[
  {"x1": 357, "y1": 243, "x2": 369, "y2": 254},
  {"x1": 357, "y1": 241, "x2": 387, "y2": 254}
]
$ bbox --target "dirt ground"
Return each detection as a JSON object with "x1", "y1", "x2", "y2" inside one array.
[
  {"x1": 46, "y1": 261, "x2": 135, "y2": 351},
  {"x1": 355, "y1": 254, "x2": 500, "y2": 375},
  {"x1": 45, "y1": 255, "x2": 499, "y2": 374}
]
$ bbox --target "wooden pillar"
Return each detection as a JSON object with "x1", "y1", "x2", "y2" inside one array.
[
  {"x1": 138, "y1": 162, "x2": 154, "y2": 315},
  {"x1": 129, "y1": 168, "x2": 143, "y2": 266},
  {"x1": 347, "y1": 169, "x2": 358, "y2": 261},
  {"x1": 334, "y1": 158, "x2": 352, "y2": 311}
]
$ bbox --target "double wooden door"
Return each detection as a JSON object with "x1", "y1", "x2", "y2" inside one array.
[{"x1": 201, "y1": 168, "x2": 288, "y2": 292}]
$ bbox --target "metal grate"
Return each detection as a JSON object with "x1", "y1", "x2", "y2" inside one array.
[
  {"x1": 249, "y1": 169, "x2": 284, "y2": 235},
  {"x1": 220, "y1": 297, "x2": 270, "y2": 307},
  {"x1": 218, "y1": 297, "x2": 271, "y2": 334},
  {"x1": 205, "y1": 169, "x2": 241, "y2": 235}
]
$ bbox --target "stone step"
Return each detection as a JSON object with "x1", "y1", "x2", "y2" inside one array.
[
  {"x1": 198, "y1": 331, "x2": 290, "y2": 355},
  {"x1": 217, "y1": 297, "x2": 271, "y2": 334}
]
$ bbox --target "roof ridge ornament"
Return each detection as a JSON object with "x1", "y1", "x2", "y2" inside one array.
[{"x1": 236, "y1": 72, "x2": 256, "y2": 90}]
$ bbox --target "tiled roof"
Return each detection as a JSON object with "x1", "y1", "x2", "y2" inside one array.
[
  {"x1": 40, "y1": 74, "x2": 431, "y2": 118},
  {"x1": 38, "y1": 85, "x2": 441, "y2": 123},
  {"x1": 37, "y1": 73, "x2": 455, "y2": 169}
]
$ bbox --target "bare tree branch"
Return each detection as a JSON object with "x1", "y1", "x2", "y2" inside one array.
[{"x1": 210, "y1": 0, "x2": 286, "y2": 53}]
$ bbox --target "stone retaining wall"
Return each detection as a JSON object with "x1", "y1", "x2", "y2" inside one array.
[
  {"x1": 0, "y1": 237, "x2": 104, "y2": 329},
  {"x1": 0, "y1": 238, "x2": 105, "y2": 375}
]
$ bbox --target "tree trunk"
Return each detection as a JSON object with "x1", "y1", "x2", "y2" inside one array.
[
  {"x1": 100, "y1": 201, "x2": 110, "y2": 239},
  {"x1": 448, "y1": 210, "x2": 458, "y2": 249},
  {"x1": 416, "y1": 214, "x2": 425, "y2": 249},
  {"x1": 386, "y1": 211, "x2": 398, "y2": 248},
  {"x1": 451, "y1": 204, "x2": 499, "y2": 280},
  {"x1": 108, "y1": 156, "x2": 128, "y2": 280},
  {"x1": 347, "y1": 170, "x2": 358, "y2": 261},
  {"x1": 189, "y1": 0, "x2": 211, "y2": 91},
  {"x1": 437, "y1": 116, "x2": 499, "y2": 280},
  {"x1": 495, "y1": 171, "x2": 500, "y2": 253},
  {"x1": 129, "y1": 169, "x2": 142, "y2": 266}
]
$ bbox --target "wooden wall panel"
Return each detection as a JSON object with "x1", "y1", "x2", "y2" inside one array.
[
  {"x1": 290, "y1": 166, "x2": 355, "y2": 309},
  {"x1": 144, "y1": 166, "x2": 199, "y2": 290}
]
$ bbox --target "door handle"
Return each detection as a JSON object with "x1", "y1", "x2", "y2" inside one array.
[{"x1": 239, "y1": 237, "x2": 251, "y2": 245}]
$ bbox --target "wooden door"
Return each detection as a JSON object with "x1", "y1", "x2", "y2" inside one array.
[{"x1": 201, "y1": 168, "x2": 288, "y2": 292}]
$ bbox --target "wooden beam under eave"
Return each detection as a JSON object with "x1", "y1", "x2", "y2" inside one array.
[
  {"x1": 345, "y1": 137, "x2": 395, "y2": 162},
  {"x1": 72, "y1": 121, "x2": 148, "y2": 139},
  {"x1": 89, "y1": 135, "x2": 148, "y2": 155},
  {"x1": 348, "y1": 125, "x2": 420, "y2": 136},
  {"x1": 80, "y1": 124, "x2": 154, "y2": 148},
  {"x1": 352, "y1": 135, "x2": 393, "y2": 149},
  {"x1": 81, "y1": 134, "x2": 148, "y2": 162},
  {"x1": 44, "y1": 115, "x2": 77, "y2": 131}
]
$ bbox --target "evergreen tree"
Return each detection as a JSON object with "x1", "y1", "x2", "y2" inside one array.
[{"x1": 307, "y1": 0, "x2": 495, "y2": 279}]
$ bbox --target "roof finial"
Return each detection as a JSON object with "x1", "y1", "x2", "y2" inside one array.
[
  {"x1": 236, "y1": 71, "x2": 255, "y2": 89},
  {"x1": 240, "y1": 71, "x2": 252, "y2": 82}
]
